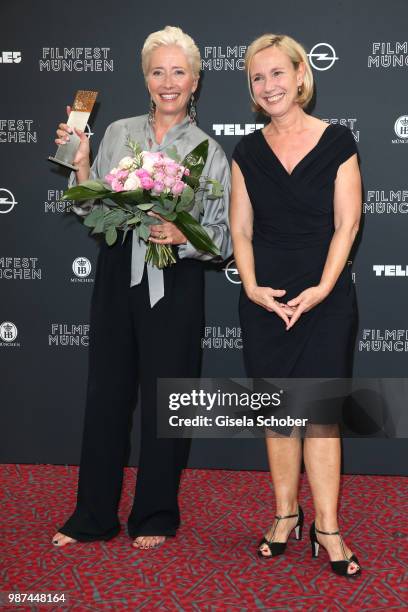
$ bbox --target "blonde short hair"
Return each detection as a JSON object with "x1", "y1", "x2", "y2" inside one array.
[
  {"x1": 245, "y1": 33, "x2": 314, "y2": 112},
  {"x1": 141, "y1": 26, "x2": 201, "y2": 79}
]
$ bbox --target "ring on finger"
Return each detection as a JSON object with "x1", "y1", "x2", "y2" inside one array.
[{"x1": 159, "y1": 232, "x2": 167, "y2": 240}]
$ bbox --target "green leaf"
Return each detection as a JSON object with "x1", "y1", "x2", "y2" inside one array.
[
  {"x1": 182, "y1": 140, "x2": 209, "y2": 189},
  {"x1": 91, "y1": 217, "x2": 105, "y2": 235},
  {"x1": 63, "y1": 185, "x2": 112, "y2": 201},
  {"x1": 152, "y1": 203, "x2": 167, "y2": 216},
  {"x1": 117, "y1": 201, "x2": 134, "y2": 212},
  {"x1": 105, "y1": 226, "x2": 118, "y2": 246},
  {"x1": 126, "y1": 137, "x2": 142, "y2": 156},
  {"x1": 162, "y1": 211, "x2": 177, "y2": 221},
  {"x1": 176, "y1": 185, "x2": 195, "y2": 212},
  {"x1": 83, "y1": 207, "x2": 104, "y2": 228},
  {"x1": 143, "y1": 216, "x2": 157, "y2": 226},
  {"x1": 137, "y1": 202, "x2": 155, "y2": 211},
  {"x1": 111, "y1": 189, "x2": 144, "y2": 204},
  {"x1": 174, "y1": 211, "x2": 220, "y2": 257},
  {"x1": 162, "y1": 198, "x2": 176, "y2": 213},
  {"x1": 139, "y1": 223, "x2": 150, "y2": 241},
  {"x1": 103, "y1": 209, "x2": 128, "y2": 227},
  {"x1": 78, "y1": 180, "x2": 109, "y2": 192},
  {"x1": 122, "y1": 226, "x2": 130, "y2": 245},
  {"x1": 164, "y1": 145, "x2": 181, "y2": 162},
  {"x1": 127, "y1": 214, "x2": 142, "y2": 225},
  {"x1": 206, "y1": 178, "x2": 224, "y2": 199}
]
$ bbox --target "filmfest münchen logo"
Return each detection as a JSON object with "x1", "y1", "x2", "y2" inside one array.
[
  {"x1": 364, "y1": 189, "x2": 408, "y2": 214},
  {"x1": 321, "y1": 118, "x2": 359, "y2": 141},
  {"x1": 72, "y1": 257, "x2": 93, "y2": 283},
  {"x1": 0, "y1": 120, "x2": 37, "y2": 143},
  {"x1": 0, "y1": 321, "x2": 20, "y2": 347},
  {"x1": 201, "y1": 46, "x2": 247, "y2": 70},
  {"x1": 48, "y1": 323, "x2": 89, "y2": 347},
  {"x1": 0, "y1": 188, "x2": 17, "y2": 214},
  {"x1": 368, "y1": 42, "x2": 408, "y2": 68},
  {"x1": 202, "y1": 326, "x2": 242, "y2": 349},
  {"x1": 39, "y1": 48, "x2": 114, "y2": 71},
  {"x1": 0, "y1": 257, "x2": 42, "y2": 280},
  {"x1": 44, "y1": 189, "x2": 72, "y2": 213},
  {"x1": 359, "y1": 329, "x2": 408, "y2": 352},
  {"x1": 307, "y1": 43, "x2": 339, "y2": 71}
]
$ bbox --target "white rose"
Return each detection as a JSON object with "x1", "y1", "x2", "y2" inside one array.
[
  {"x1": 118, "y1": 156, "x2": 136, "y2": 170},
  {"x1": 123, "y1": 174, "x2": 142, "y2": 191},
  {"x1": 142, "y1": 151, "x2": 157, "y2": 174}
]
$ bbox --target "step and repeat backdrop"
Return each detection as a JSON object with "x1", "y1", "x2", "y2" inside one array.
[{"x1": 1, "y1": 0, "x2": 407, "y2": 474}]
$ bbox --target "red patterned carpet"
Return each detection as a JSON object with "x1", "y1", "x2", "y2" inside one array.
[{"x1": 1, "y1": 465, "x2": 407, "y2": 611}]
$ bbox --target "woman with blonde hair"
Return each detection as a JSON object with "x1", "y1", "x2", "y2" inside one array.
[
  {"x1": 230, "y1": 33, "x2": 362, "y2": 577},
  {"x1": 51, "y1": 25, "x2": 231, "y2": 550}
]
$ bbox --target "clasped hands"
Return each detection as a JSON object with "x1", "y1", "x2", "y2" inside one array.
[
  {"x1": 147, "y1": 211, "x2": 187, "y2": 245},
  {"x1": 247, "y1": 285, "x2": 329, "y2": 331}
]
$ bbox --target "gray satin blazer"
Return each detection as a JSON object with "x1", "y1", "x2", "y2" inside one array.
[{"x1": 69, "y1": 114, "x2": 231, "y2": 306}]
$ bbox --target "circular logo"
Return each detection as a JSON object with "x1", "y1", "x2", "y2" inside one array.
[
  {"x1": 394, "y1": 116, "x2": 408, "y2": 139},
  {"x1": 72, "y1": 257, "x2": 92, "y2": 278},
  {"x1": 0, "y1": 188, "x2": 18, "y2": 214},
  {"x1": 0, "y1": 321, "x2": 18, "y2": 342},
  {"x1": 308, "y1": 43, "x2": 339, "y2": 71},
  {"x1": 224, "y1": 259, "x2": 241, "y2": 284}
]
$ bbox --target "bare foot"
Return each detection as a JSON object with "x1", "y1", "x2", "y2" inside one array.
[
  {"x1": 132, "y1": 536, "x2": 166, "y2": 550},
  {"x1": 52, "y1": 532, "x2": 77, "y2": 547}
]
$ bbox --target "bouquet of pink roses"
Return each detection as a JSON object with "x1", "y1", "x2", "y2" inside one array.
[{"x1": 63, "y1": 138, "x2": 223, "y2": 268}]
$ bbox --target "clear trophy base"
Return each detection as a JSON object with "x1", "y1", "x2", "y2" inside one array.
[
  {"x1": 47, "y1": 90, "x2": 98, "y2": 173},
  {"x1": 47, "y1": 156, "x2": 78, "y2": 171}
]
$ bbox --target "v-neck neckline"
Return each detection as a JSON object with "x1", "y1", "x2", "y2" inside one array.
[
  {"x1": 144, "y1": 114, "x2": 190, "y2": 152},
  {"x1": 259, "y1": 123, "x2": 333, "y2": 177}
]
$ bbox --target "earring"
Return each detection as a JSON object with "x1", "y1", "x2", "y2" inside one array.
[
  {"x1": 148, "y1": 97, "x2": 156, "y2": 126},
  {"x1": 189, "y1": 94, "x2": 197, "y2": 125},
  {"x1": 298, "y1": 84, "x2": 303, "y2": 95}
]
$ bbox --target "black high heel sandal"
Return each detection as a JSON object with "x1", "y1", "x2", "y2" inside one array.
[
  {"x1": 258, "y1": 506, "x2": 304, "y2": 558},
  {"x1": 310, "y1": 521, "x2": 361, "y2": 577}
]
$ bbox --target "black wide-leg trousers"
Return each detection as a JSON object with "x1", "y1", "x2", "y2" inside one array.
[{"x1": 59, "y1": 234, "x2": 204, "y2": 541}]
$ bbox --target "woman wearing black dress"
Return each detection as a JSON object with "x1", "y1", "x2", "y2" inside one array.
[{"x1": 230, "y1": 34, "x2": 362, "y2": 577}]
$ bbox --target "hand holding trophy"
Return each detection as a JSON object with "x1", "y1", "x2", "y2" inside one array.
[{"x1": 48, "y1": 90, "x2": 97, "y2": 172}]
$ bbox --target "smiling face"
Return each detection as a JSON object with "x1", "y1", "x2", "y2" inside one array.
[
  {"x1": 146, "y1": 44, "x2": 198, "y2": 119},
  {"x1": 249, "y1": 45, "x2": 305, "y2": 117}
]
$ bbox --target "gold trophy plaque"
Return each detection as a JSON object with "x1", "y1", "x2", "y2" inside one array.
[{"x1": 48, "y1": 90, "x2": 98, "y2": 171}]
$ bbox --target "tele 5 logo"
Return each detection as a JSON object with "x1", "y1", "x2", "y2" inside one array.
[{"x1": 0, "y1": 51, "x2": 22, "y2": 64}]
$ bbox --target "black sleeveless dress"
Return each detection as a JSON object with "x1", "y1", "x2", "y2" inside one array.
[{"x1": 232, "y1": 124, "x2": 359, "y2": 380}]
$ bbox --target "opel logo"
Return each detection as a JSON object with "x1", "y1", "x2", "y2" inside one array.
[
  {"x1": 308, "y1": 43, "x2": 339, "y2": 71},
  {"x1": 224, "y1": 259, "x2": 241, "y2": 284},
  {"x1": 0, "y1": 188, "x2": 18, "y2": 214}
]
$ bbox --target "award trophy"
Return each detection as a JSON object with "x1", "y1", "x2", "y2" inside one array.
[{"x1": 48, "y1": 90, "x2": 98, "y2": 171}]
